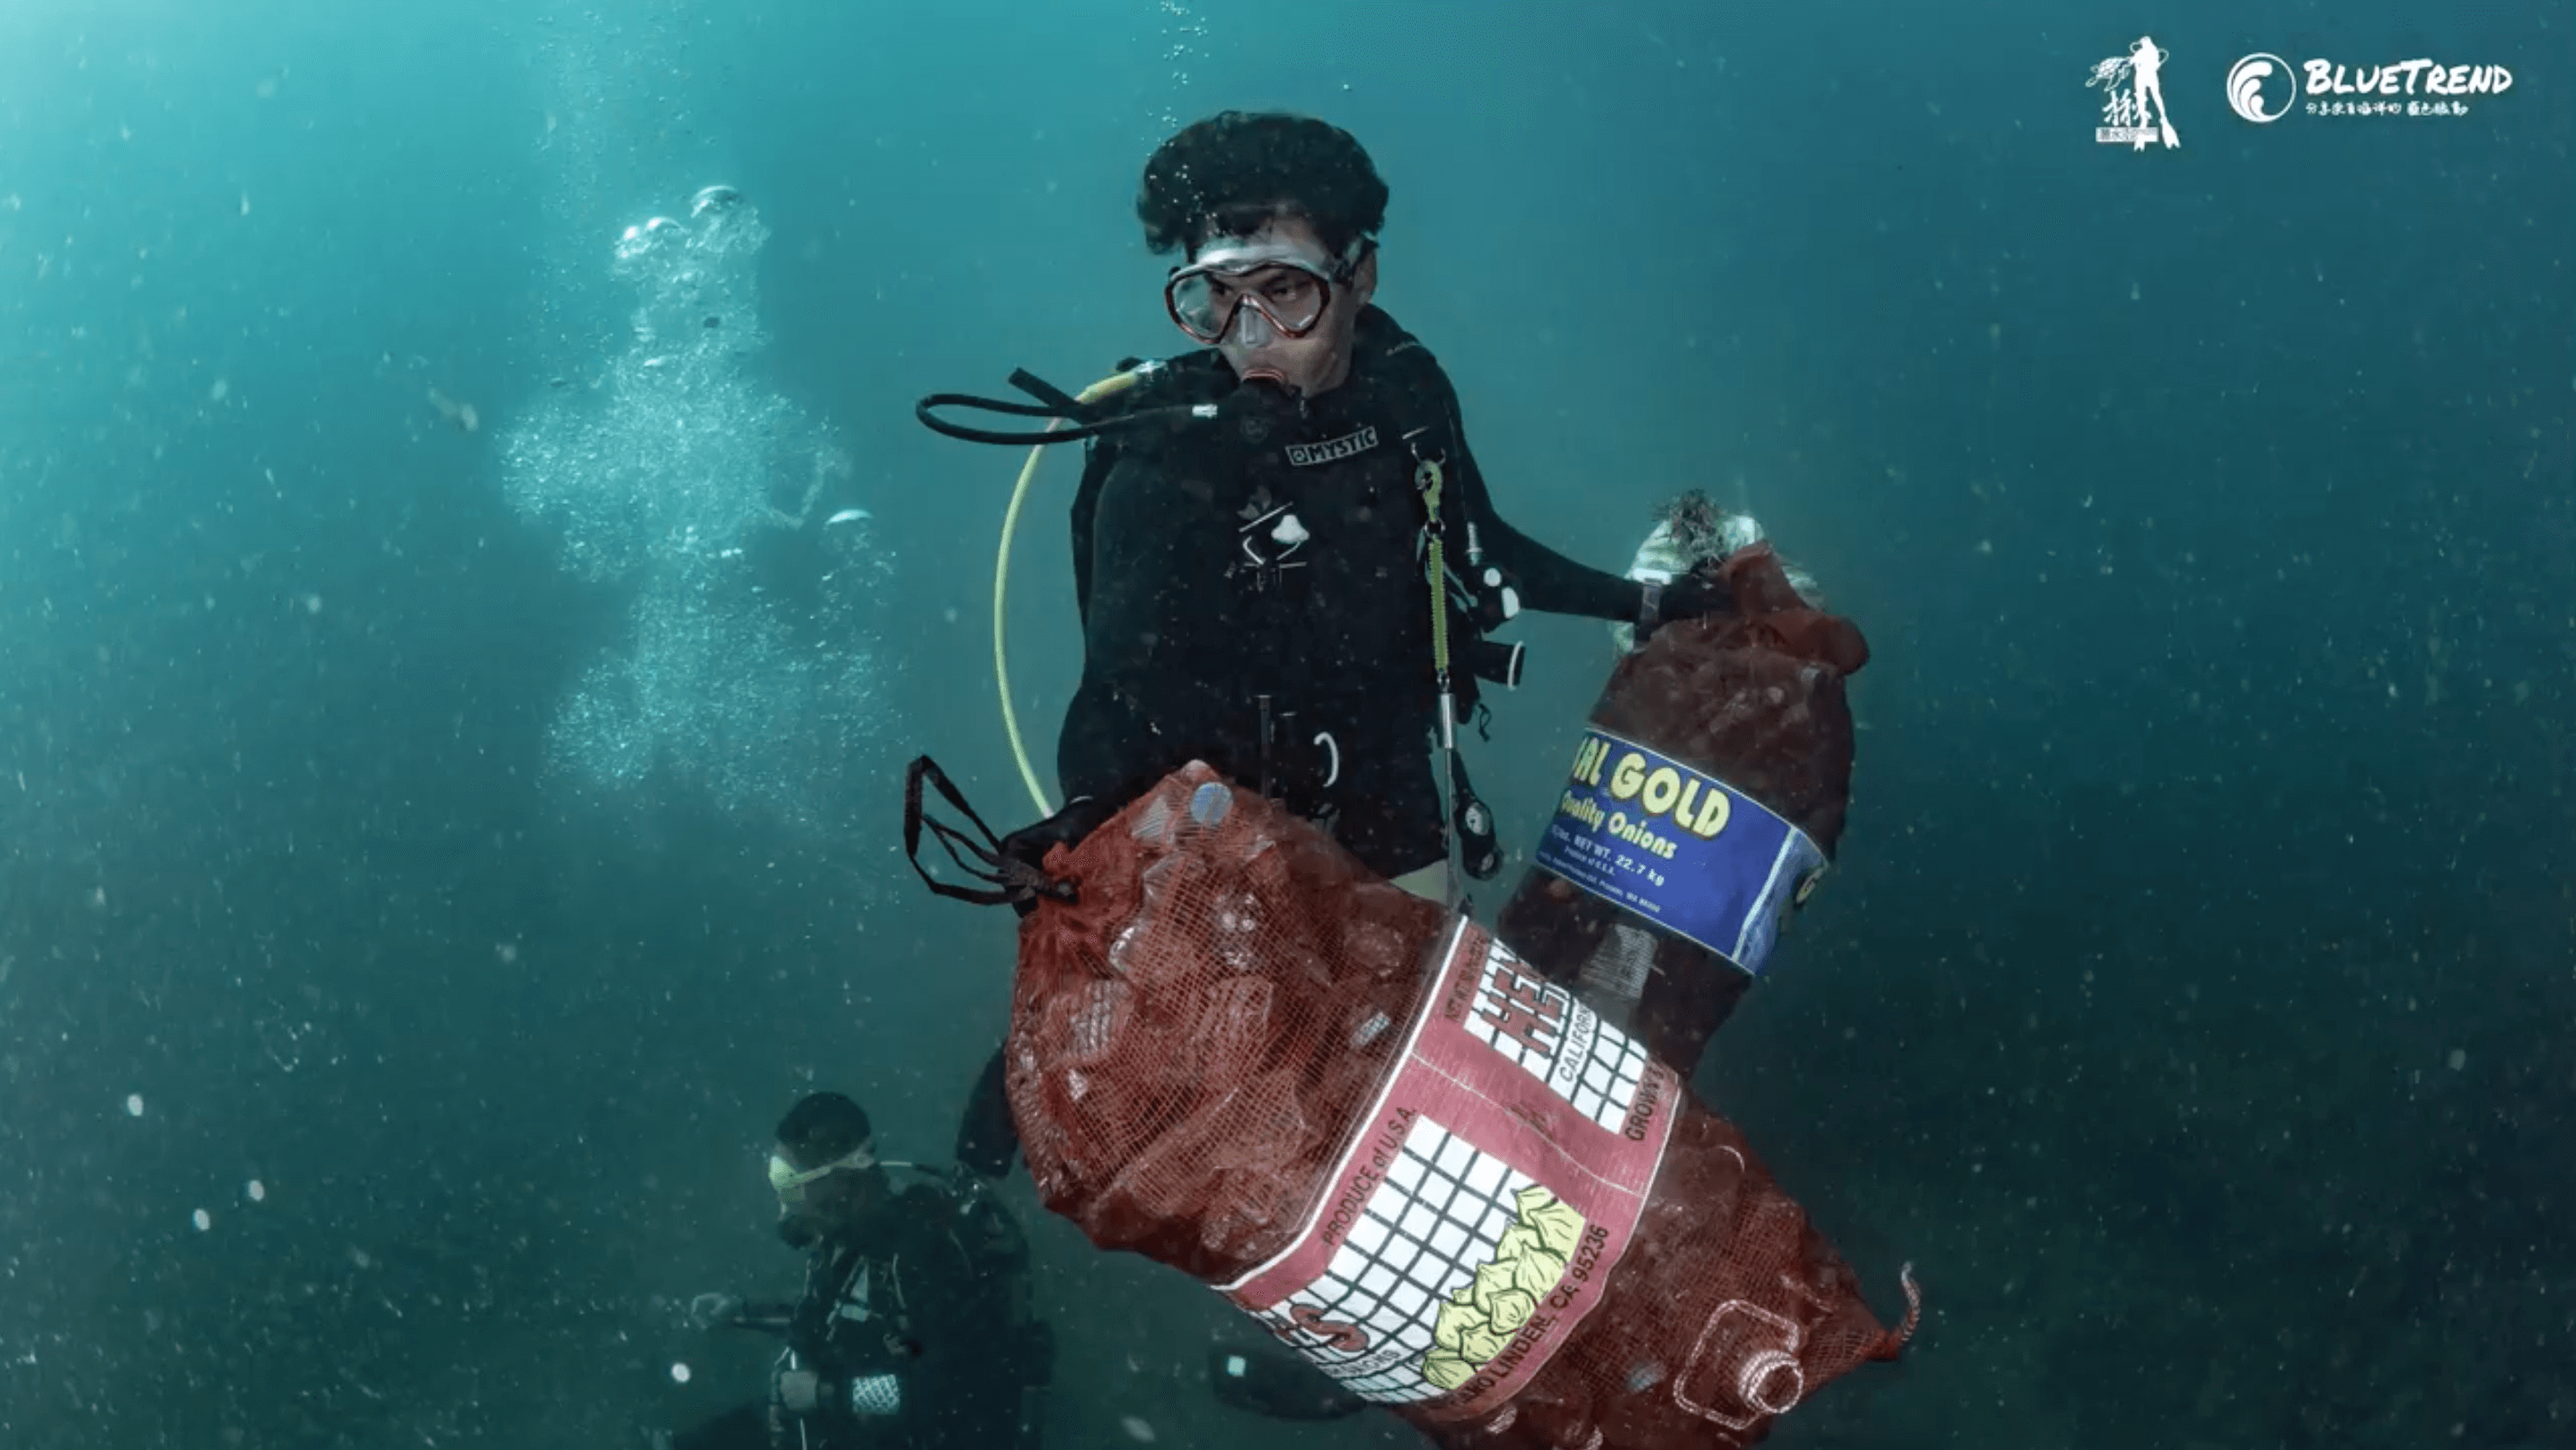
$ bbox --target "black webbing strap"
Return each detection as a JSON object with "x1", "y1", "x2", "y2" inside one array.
[{"x1": 901, "y1": 756, "x2": 1070, "y2": 908}]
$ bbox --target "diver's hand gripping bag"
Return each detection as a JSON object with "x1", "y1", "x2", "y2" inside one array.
[
  {"x1": 1008, "y1": 763, "x2": 1914, "y2": 1450},
  {"x1": 1497, "y1": 542, "x2": 1869, "y2": 1077}
]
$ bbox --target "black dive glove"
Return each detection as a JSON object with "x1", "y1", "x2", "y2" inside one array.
[
  {"x1": 776, "y1": 1366, "x2": 909, "y2": 1419},
  {"x1": 995, "y1": 794, "x2": 1121, "y2": 917},
  {"x1": 1636, "y1": 572, "x2": 1734, "y2": 644},
  {"x1": 692, "y1": 1293, "x2": 796, "y2": 1334}
]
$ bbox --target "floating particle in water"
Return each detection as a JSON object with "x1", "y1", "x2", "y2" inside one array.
[
  {"x1": 670, "y1": 1362, "x2": 693, "y2": 1384},
  {"x1": 496, "y1": 942, "x2": 519, "y2": 965},
  {"x1": 126, "y1": 1093, "x2": 145, "y2": 1117},
  {"x1": 428, "y1": 387, "x2": 480, "y2": 434},
  {"x1": 192, "y1": 1208, "x2": 212, "y2": 1232},
  {"x1": 1120, "y1": 1416, "x2": 1156, "y2": 1443},
  {"x1": 2447, "y1": 1048, "x2": 2466, "y2": 1071},
  {"x1": 209, "y1": 377, "x2": 229, "y2": 402},
  {"x1": 245, "y1": 1180, "x2": 267, "y2": 1202},
  {"x1": 826, "y1": 508, "x2": 869, "y2": 525}
]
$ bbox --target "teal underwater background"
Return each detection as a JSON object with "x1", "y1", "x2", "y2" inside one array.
[{"x1": 0, "y1": 1, "x2": 2570, "y2": 1446}]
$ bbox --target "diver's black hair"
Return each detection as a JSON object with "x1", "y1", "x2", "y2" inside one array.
[
  {"x1": 776, "y1": 1092, "x2": 872, "y2": 1165},
  {"x1": 1137, "y1": 111, "x2": 1389, "y2": 259}
]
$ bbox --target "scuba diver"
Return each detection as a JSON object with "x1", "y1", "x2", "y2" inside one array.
[
  {"x1": 922, "y1": 111, "x2": 1732, "y2": 1180},
  {"x1": 676, "y1": 1092, "x2": 1052, "y2": 1450},
  {"x1": 919, "y1": 111, "x2": 1736, "y2": 903}
]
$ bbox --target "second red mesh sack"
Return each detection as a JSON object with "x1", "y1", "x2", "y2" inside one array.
[{"x1": 1007, "y1": 760, "x2": 1914, "y2": 1450}]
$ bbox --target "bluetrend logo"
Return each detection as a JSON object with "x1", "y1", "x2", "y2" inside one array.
[
  {"x1": 2227, "y1": 54, "x2": 2298, "y2": 123},
  {"x1": 2228, "y1": 52, "x2": 2516, "y2": 123},
  {"x1": 2089, "y1": 36, "x2": 2180, "y2": 150}
]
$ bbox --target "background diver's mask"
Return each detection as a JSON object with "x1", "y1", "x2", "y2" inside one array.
[
  {"x1": 768, "y1": 1141, "x2": 876, "y2": 1207},
  {"x1": 1164, "y1": 237, "x2": 1367, "y2": 347}
]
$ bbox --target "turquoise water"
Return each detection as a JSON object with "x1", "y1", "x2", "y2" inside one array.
[{"x1": 0, "y1": 2, "x2": 2569, "y2": 1446}]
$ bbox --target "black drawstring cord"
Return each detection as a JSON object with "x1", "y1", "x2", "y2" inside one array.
[{"x1": 902, "y1": 756, "x2": 1074, "y2": 908}]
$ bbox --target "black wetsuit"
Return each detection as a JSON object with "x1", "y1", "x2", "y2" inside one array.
[{"x1": 1061, "y1": 305, "x2": 1645, "y2": 876}]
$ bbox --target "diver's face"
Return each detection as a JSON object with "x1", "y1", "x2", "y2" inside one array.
[
  {"x1": 773, "y1": 1141, "x2": 887, "y2": 1240},
  {"x1": 1205, "y1": 215, "x2": 1374, "y2": 398}
]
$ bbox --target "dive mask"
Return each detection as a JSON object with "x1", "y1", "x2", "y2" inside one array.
[
  {"x1": 768, "y1": 1142, "x2": 875, "y2": 1206},
  {"x1": 1164, "y1": 236, "x2": 1366, "y2": 346}
]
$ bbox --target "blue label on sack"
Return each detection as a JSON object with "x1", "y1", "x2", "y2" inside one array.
[{"x1": 1531, "y1": 729, "x2": 1825, "y2": 977}]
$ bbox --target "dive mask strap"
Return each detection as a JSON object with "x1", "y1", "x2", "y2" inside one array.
[{"x1": 902, "y1": 756, "x2": 1068, "y2": 907}]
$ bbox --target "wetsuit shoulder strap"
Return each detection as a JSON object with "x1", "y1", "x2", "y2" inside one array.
[{"x1": 1362, "y1": 312, "x2": 1467, "y2": 469}]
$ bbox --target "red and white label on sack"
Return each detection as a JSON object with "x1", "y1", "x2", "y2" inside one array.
[{"x1": 1215, "y1": 917, "x2": 1681, "y2": 1419}]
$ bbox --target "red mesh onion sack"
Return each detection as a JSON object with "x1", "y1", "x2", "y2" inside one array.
[
  {"x1": 1608, "y1": 541, "x2": 1870, "y2": 853},
  {"x1": 1008, "y1": 761, "x2": 1916, "y2": 1449}
]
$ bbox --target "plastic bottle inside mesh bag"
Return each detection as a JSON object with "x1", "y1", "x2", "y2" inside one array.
[
  {"x1": 1607, "y1": 490, "x2": 1825, "y2": 655},
  {"x1": 1006, "y1": 763, "x2": 1913, "y2": 1450}
]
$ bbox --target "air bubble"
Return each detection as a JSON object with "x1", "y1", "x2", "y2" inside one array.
[{"x1": 497, "y1": 185, "x2": 888, "y2": 835}]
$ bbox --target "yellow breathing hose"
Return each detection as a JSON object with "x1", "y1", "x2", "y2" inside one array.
[{"x1": 992, "y1": 368, "x2": 1147, "y2": 818}]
